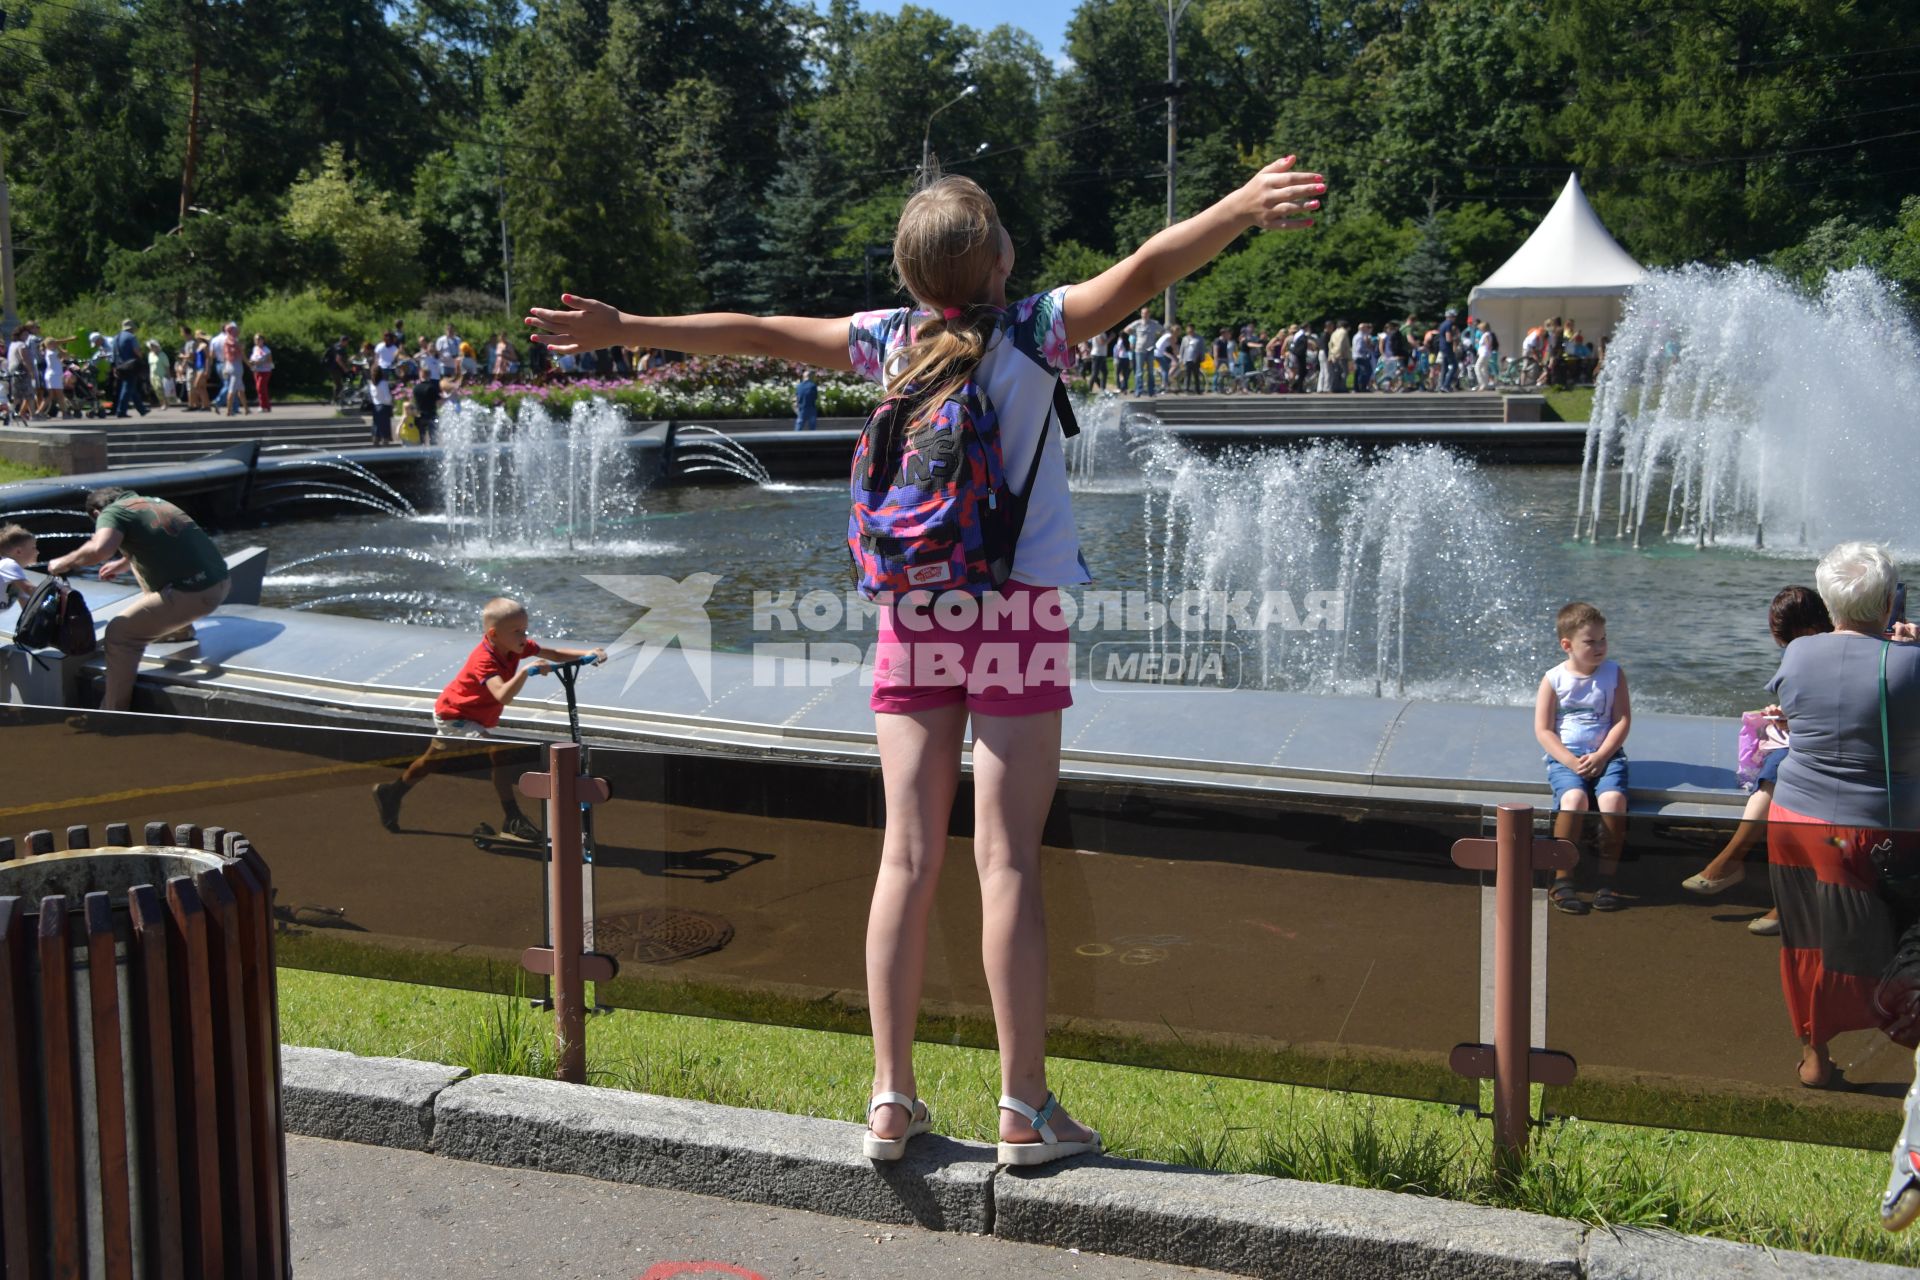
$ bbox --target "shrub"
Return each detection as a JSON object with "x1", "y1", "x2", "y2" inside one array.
[
  {"x1": 240, "y1": 290, "x2": 375, "y2": 398},
  {"x1": 466, "y1": 376, "x2": 884, "y2": 421},
  {"x1": 406, "y1": 290, "x2": 517, "y2": 357}
]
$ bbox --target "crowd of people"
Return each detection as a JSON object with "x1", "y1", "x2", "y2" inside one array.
[
  {"x1": 3, "y1": 318, "x2": 282, "y2": 422},
  {"x1": 1074, "y1": 309, "x2": 1602, "y2": 395},
  {"x1": 0, "y1": 314, "x2": 665, "y2": 435}
]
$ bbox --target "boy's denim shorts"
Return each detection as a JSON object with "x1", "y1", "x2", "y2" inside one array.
[{"x1": 1546, "y1": 752, "x2": 1628, "y2": 807}]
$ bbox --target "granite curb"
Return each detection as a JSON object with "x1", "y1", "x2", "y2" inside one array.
[
  {"x1": 432, "y1": 1072, "x2": 995, "y2": 1233},
  {"x1": 277, "y1": 1045, "x2": 1907, "y2": 1279},
  {"x1": 280, "y1": 1045, "x2": 469, "y2": 1151},
  {"x1": 994, "y1": 1156, "x2": 1582, "y2": 1279}
]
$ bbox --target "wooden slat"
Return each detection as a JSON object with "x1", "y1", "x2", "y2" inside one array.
[
  {"x1": 165, "y1": 877, "x2": 224, "y2": 1278},
  {"x1": 104, "y1": 823, "x2": 132, "y2": 847},
  {"x1": 224, "y1": 858, "x2": 285, "y2": 1280},
  {"x1": 201, "y1": 828, "x2": 226, "y2": 856},
  {"x1": 37, "y1": 895, "x2": 83, "y2": 1277},
  {"x1": 66, "y1": 825, "x2": 90, "y2": 850},
  {"x1": 84, "y1": 892, "x2": 135, "y2": 1280},
  {"x1": 0, "y1": 897, "x2": 44, "y2": 1280},
  {"x1": 25, "y1": 830, "x2": 52, "y2": 857},
  {"x1": 0, "y1": 836, "x2": 13, "y2": 863},
  {"x1": 197, "y1": 867, "x2": 259, "y2": 1278},
  {"x1": 144, "y1": 822, "x2": 170, "y2": 846},
  {"x1": 128, "y1": 884, "x2": 185, "y2": 1280},
  {"x1": 234, "y1": 836, "x2": 293, "y2": 1260}
]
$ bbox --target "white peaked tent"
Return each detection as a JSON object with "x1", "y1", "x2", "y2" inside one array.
[{"x1": 1468, "y1": 173, "x2": 1645, "y2": 365}]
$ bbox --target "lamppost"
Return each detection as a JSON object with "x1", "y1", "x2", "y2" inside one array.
[
  {"x1": 920, "y1": 84, "x2": 977, "y2": 179},
  {"x1": 1161, "y1": 0, "x2": 1193, "y2": 329},
  {"x1": 0, "y1": 138, "x2": 16, "y2": 336}
]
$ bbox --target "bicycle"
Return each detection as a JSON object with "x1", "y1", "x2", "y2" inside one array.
[
  {"x1": 334, "y1": 360, "x2": 371, "y2": 410},
  {"x1": 1373, "y1": 357, "x2": 1420, "y2": 394},
  {"x1": 1492, "y1": 356, "x2": 1544, "y2": 390}
]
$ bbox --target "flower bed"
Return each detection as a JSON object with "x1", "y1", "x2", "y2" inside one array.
[{"x1": 467, "y1": 355, "x2": 883, "y2": 420}]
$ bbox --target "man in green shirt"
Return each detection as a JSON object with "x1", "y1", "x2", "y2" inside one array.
[{"x1": 47, "y1": 487, "x2": 230, "y2": 713}]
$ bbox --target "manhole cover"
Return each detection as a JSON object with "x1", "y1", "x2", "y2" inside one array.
[{"x1": 593, "y1": 907, "x2": 734, "y2": 964}]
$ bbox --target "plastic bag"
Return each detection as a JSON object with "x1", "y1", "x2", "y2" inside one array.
[{"x1": 1737, "y1": 710, "x2": 1788, "y2": 790}]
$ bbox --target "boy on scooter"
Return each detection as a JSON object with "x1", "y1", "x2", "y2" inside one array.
[{"x1": 373, "y1": 596, "x2": 605, "y2": 836}]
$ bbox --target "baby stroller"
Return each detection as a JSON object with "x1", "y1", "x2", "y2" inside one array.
[{"x1": 65, "y1": 359, "x2": 107, "y2": 418}]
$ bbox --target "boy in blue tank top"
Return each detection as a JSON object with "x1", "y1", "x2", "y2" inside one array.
[{"x1": 1533, "y1": 601, "x2": 1633, "y2": 914}]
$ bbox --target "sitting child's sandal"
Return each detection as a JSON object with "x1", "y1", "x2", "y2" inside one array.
[
  {"x1": 863, "y1": 1092, "x2": 933, "y2": 1161},
  {"x1": 1549, "y1": 883, "x2": 1590, "y2": 916},
  {"x1": 997, "y1": 1092, "x2": 1102, "y2": 1167}
]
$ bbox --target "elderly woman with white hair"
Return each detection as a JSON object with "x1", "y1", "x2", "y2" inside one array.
[{"x1": 1762, "y1": 542, "x2": 1920, "y2": 1227}]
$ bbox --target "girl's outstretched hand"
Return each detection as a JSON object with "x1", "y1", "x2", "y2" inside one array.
[
  {"x1": 524, "y1": 294, "x2": 625, "y2": 354},
  {"x1": 1239, "y1": 156, "x2": 1325, "y2": 231}
]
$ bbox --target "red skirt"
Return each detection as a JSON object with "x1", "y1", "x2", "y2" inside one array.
[{"x1": 1767, "y1": 799, "x2": 1913, "y2": 1047}]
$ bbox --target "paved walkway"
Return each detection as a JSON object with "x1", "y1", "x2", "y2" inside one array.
[{"x1": 288, "y1": 1136, "x2": 1234, "y2": 1280}]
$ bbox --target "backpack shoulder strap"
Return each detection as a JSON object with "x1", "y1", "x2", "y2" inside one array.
[
  {"x1": 1053, "y1": 380, "x2": 1080, "y2": 439},
  {"x1": 1882, "y1": 640, "x2": 1894, "y2": 830}
]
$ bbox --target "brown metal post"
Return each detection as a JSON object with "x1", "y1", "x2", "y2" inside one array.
[
  {"x1": 1491, "y1": 803, "x2": 1531, "y2": 1164},
  {"x1": 1449, "y1": 802, "x2": 1578, "y2": 1171},
  {"x1": 550, "y1": 743, "x2": 587, "y2": 1085},
  {"x1": 519, "y1": 743, "x2": 615, "y2": 1086}
]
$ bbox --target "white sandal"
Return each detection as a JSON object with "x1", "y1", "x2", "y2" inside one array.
[
  {"x1": 1682, "y1": 867, "x2": 1745, "y2": 895},
  {"x1": 997, "y1": 1092, "x2": 1101, "y2": 1167},
  {"x1": 863, "y1": 1092, "x2": 933, "y2": 1161}
]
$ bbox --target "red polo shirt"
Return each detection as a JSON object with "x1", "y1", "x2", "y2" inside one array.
[{"x1": 435, "y1": 638, "x2": 540, "y2": 728}]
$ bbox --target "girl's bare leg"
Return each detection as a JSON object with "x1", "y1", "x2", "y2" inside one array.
[
  {"x1": 1698, "y1": 784, "x2": 1771, "y2": 880},
  {"x1": 971, "y1": 709, "x2": 1095, "y2": 1145},
  {"x1": 867, "y1": 702, "x2": 967, "y2": 1140}
]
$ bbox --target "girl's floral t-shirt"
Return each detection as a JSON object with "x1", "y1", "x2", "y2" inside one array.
[{"x1": 848, "y1": 287, "x2": 1091, "y2": 588}]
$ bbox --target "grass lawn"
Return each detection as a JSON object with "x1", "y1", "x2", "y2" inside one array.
[
  {"x1": 281, "y1": 967, "x2": 1920, "y2": 1266},
  {"x1": 0, "y1": 459, "x2": 57, "y2": 484},
  {"x1": 1542, "y1": 387, "x2": 1594, "y2": 422}
]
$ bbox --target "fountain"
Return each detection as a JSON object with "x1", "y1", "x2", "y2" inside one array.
[
  {"x1": 1579, "y1": 265, "x2": 1920, "y2": 555},
  {"x1": 674, "y1": 424, "x2": 773, "y2": 485},
  {"x1": 437, "y1": 398, "x2": 637, "y2": 553},
  {"x1": 1133, "y1": 434, "x2": 1535, "y2": 701}
]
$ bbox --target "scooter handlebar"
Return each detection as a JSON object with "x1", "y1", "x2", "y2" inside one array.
[{"x1": 530, "y1": 653, "x2": 605, "y2": 675}]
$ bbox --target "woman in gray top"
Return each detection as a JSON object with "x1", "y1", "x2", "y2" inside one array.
[{"x1": 1767, "y1": 542, "x2": 1920, "y2": 1095}]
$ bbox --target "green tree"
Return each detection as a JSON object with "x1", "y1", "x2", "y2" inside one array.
[
  {"x1": 412, "y1": 146, "x2": 511, "y2": 299},
  {"x1": 284, "y1": 145, "x2": 425, "y2": 310},
  {"x1": 1541, "y1": 0, "x2": 1914, "y2": 265},
  {"x1": 758, "y1": 121, "x2": 865, "y2": 315},
  {"x1": 1398, "y1": 206, "x2": 1454, "y2": 318},
  {"x1": 1771, "y1": 196, "x2": 1920, "y2": 304},
  {"x1": 1179, "y1": 210, "x2": 1412, "y2": 333},
  {"x1": 658, "y1": 78, "x2": 768, "y2": 312},
  {"x1": 1, "y1": 0, "x2": 176, "y2": 311},
  {"x1": 504, "y1": 54, "x2": 684, "y2": 314},
  {"x1": 105, "y1": 205, "x2": 296, "y2": 321},
  {"x1": 1039, "y1": 240, "x2": 1117, "y2": 295}
]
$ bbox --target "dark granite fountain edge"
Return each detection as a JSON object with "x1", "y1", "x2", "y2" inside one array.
[{"x1": 2, "y1": 570, "x2": 1751, "y2": 819}]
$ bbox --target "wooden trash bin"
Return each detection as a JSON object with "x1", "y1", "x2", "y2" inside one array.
[{"x1": 0, "y1": 823, "x2": 288, "y2": 1280}]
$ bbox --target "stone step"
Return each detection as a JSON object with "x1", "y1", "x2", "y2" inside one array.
[
  {"x1": 1133, "y1": 404, "x2": 1508, "y2": 425},
  {"x1": 1135, "y1": 402, "x2": 1504, "y2": 417},
  {"x1": 108, "y1": 429, "x2": 373, "y2": 468}
]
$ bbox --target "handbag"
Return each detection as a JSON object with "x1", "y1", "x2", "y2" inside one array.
[{"x1": 1737, "y1": 710, "x2": 1788, "y2": 790}]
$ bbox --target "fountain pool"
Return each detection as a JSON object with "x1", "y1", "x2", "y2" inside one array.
[
  {"x1": 223, "y1": 460, "x2": 1824, "y2": 717},
  {"x1": 210, "y1": 263, "x2": 1920, "y2": 719}
]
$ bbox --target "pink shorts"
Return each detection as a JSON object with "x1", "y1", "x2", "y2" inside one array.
[{"x1": 870, "y1": 583, "x2": 1074, "y2": 717}]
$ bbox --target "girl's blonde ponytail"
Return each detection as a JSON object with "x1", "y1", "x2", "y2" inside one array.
[{"x1": 885, "y1": 174, "x2": 1005, "y2": 423}]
